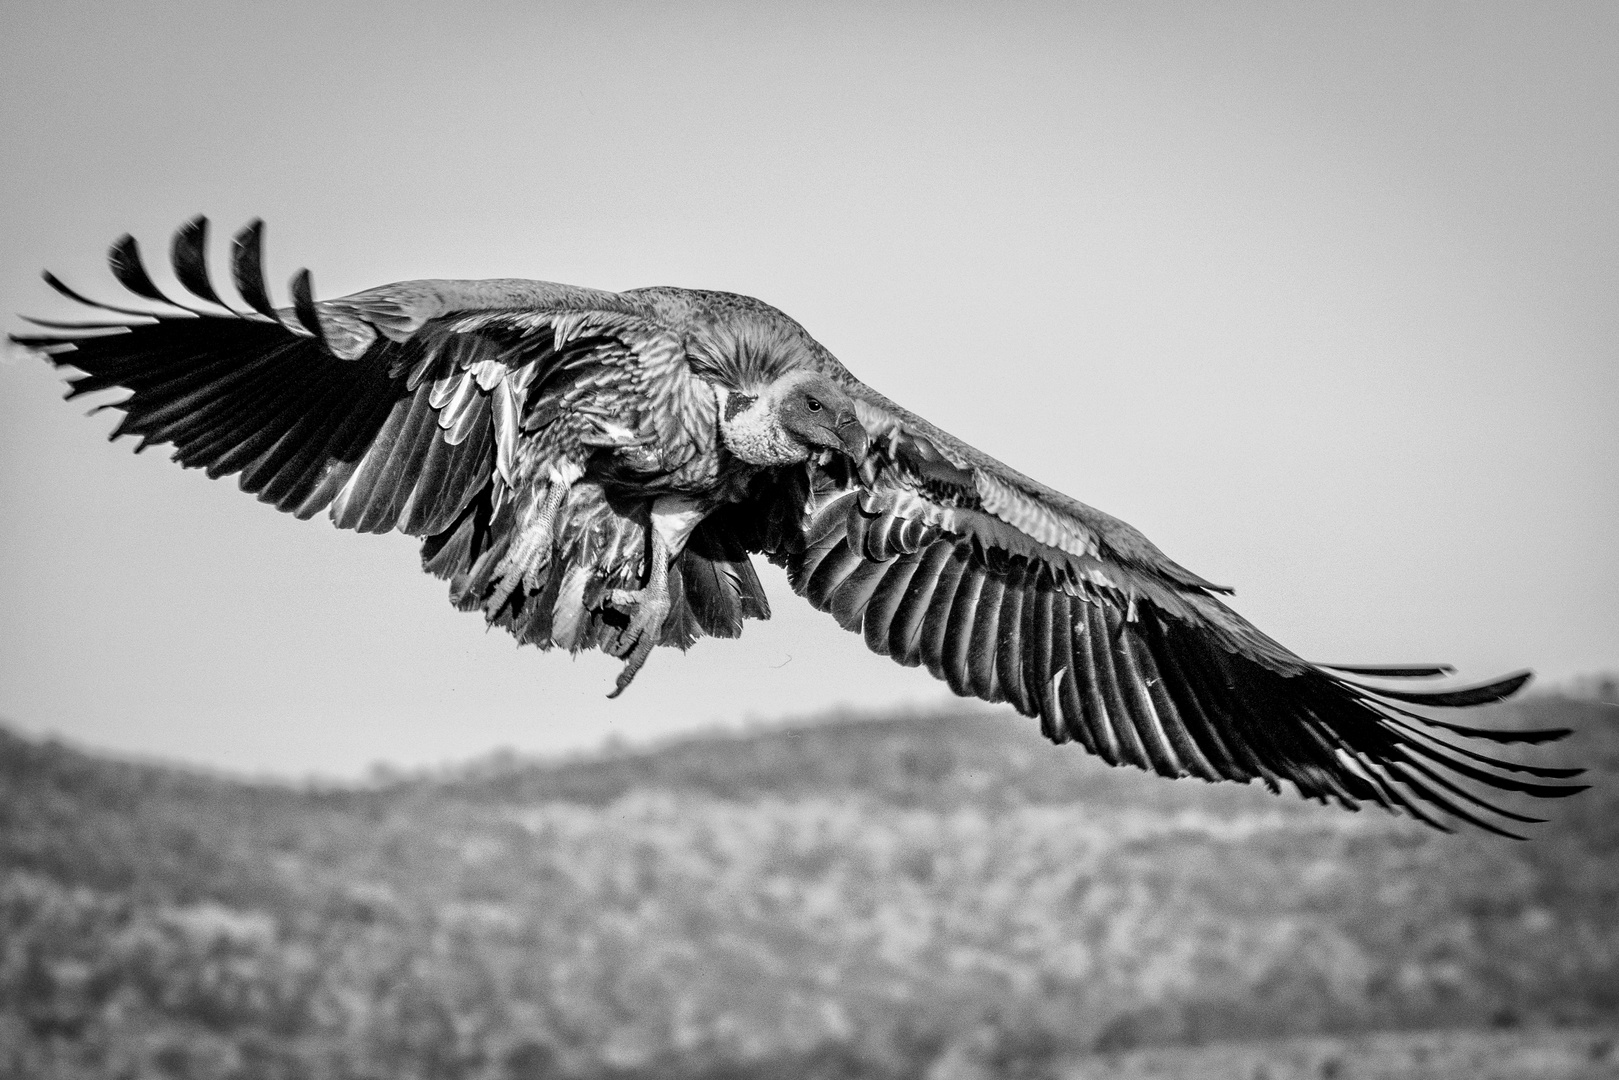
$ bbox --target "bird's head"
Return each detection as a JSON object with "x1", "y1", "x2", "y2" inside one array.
[{"x1": 765, "y1": 371, "x2": 869, "y2": 466}]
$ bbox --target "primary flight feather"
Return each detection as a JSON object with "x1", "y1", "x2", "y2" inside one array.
[{"x1": 13, "y1": 217, "x2": 1585, "y2": 837}]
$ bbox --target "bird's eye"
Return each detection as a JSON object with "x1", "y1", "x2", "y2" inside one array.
[{"x1": 806, "y1": 398, "x2": 822, "y2": 412}]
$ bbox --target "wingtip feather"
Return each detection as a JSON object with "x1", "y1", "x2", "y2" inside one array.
[
  {"x1": 288, "y1": 267, "x2": 327, "y2": 345},
  {"x1": 1325, "y1": 663, "x2": 1458, "y2": 679},
  {"x1": 231, "y1": 219, "x2": 278, "y2": 319},
  {"x1": 39, "y1": 270, "x2": 154, "y2": 318},
  {"x1": 1358, "y1": 669, "x2": 1534, "y2": 709},
  {"x1": 170, "y1": 215, "x2": 230, "y2": 310},
  {"x1": 108, "y1": 233, "x2": 183, "y2": 309}
]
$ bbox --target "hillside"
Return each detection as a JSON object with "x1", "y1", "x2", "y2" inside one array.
[{"x1": 1, "y1": 695, "x2": 1615, "y2": 1079}]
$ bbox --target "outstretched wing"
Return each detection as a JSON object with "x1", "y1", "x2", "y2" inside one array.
[
  {"x1": 728, "y1": 377, "x2": 1584, "y2": 838},
  {"x1": 11, "y1": 217, "x2": 702, "y2": 539}
]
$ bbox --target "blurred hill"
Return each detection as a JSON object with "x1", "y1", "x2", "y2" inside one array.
[{"x1": 1, "y1": 694, "x2": 1615, "y2": 1080}]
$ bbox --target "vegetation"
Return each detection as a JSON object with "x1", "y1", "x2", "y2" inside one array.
[{"x1": 1, "y1": 694, "x2": 1615, "y2": 1079}]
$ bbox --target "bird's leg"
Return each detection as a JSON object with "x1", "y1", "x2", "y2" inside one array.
[
  {"x1": 604, "y1": 496, "x2": 705, "y2": 698},
  {"x1": 605, "y1": 529, "x2": 672, "y2": 698},
  {"x1": 486, "y1": 461, "x2": 580, "y2": 616}
]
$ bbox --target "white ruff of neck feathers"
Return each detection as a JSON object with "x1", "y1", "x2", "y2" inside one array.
[{"x1": 715, "y1": 386, "x2": 810, "y2": 467}]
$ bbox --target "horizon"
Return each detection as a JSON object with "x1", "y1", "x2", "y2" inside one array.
[{"x1": 3, "y1": 677, "x2": 1612, "y2": 789}]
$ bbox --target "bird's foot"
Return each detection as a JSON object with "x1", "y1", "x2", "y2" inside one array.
[
  {"x1": 486, "y1": 548, "x2": 548, "y2": 616},
  {"x1": 484, "y1": 479, "x2": 570, "y2": 616},
  {"x1": 603, "y1": 585, "x2": 672, "y2": 698}
]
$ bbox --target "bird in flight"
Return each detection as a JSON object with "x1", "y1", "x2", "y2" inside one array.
[{"x1": 13, "y1": 217, "x2": 1584, "y2": 837}]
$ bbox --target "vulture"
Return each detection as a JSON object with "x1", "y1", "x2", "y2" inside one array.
[{"x1": 13, "y1": 217, "x2": 1585, "y2": 838}]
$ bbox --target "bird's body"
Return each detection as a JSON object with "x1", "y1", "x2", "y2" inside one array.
[{"x1": 13, "y1": 217, "x2": 1585, "y2": 836}]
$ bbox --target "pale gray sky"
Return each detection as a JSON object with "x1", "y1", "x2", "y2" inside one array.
[{"x1": 2, "y1": 1, "x2": 1615, "y2": 778}]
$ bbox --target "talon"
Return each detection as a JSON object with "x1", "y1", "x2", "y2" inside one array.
[
  {"x1": 483, "y1": 474, "x2": 571, "y2": 617},
  {"x1": 485, "y1": 569, "x2": 524, "y2": 617},
  {"x1": 601, "y1": 493, "x2": 689, "y2": 699},
  {"x1": 608, "y1": 635, "x2": 656, "y2": 698},
  {"x1": 602, "y1": 587, "x2": 671, "y2": 698}
]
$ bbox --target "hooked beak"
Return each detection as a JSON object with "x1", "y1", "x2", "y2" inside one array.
[{"x1": 835, "y1": 415, "x2": 869, "y2": 466}]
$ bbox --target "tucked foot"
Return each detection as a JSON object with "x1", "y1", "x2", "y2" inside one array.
[
  {"x1": 484, "y1": 477, "x2": 571, "y2": 616},
  {"x1": 486, "y1": 553, "x2": 543, "y2": 617},
  {"x1": 604, "y1": 586, "x2": 672, "y2": 698}
]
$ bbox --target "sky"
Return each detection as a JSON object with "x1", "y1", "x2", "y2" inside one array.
[{"x1": 1, "y1": 1, "x2": 1615, "y2": 779}]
